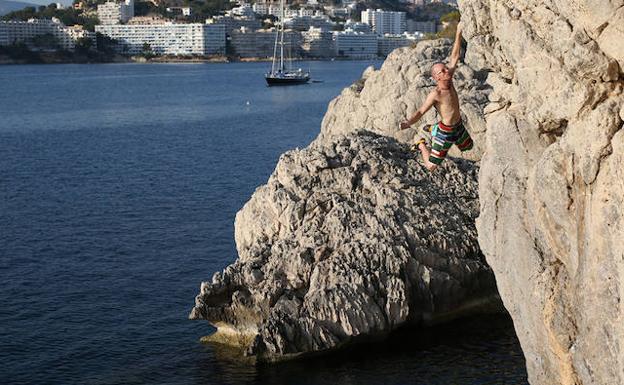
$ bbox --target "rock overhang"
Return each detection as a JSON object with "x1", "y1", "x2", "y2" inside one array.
[{"x1": 190, "y1": 131, "x2": 502, "y2": 361}]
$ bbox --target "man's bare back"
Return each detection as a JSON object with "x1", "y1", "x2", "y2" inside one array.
[{"x1": 399, "y1": 23, "x2": 473, "y2": 171}]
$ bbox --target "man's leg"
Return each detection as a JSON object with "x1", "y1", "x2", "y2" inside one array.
[
  {"x1": 426, "y1": 135, "x2": 452, "y2": 170},
  {"x1": 455, "y1": 124, "x2": 474, "y2": 151},
  {"x1": 418, "y1": 142, "x2": 438, "y2": 171}
]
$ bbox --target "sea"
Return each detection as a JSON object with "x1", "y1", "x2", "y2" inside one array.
[{"x1": 0, "y1": 61, "x2": 528, "y2": 385}]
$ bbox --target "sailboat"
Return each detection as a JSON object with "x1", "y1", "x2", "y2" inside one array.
[{"x1": 265, "y1": 0, "x2": 310, "y2": 85}]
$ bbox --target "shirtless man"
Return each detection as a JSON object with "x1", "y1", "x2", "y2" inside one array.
[{"x1": 400, "y1": 23, "x2": 473, "y2": 171}]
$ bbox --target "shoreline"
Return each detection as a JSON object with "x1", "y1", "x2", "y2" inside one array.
[{"x1": 0, "y1": 53, "x2": 383, "y2": 65}]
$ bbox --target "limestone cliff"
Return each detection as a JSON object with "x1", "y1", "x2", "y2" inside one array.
[
  {"x1": 190, "y1": 132, "x2": 499, "y2": 361},
  {"x1": 318, "y1": 39, "x2": 491, "y2": 161},
  {"x1": 459, "y1": 0, "x2": 624, "y2": 384},
  {"x1": 191, "y1": 2, "x2": 624, "y2": 376}
]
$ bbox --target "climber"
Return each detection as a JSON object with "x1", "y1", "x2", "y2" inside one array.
[{"x1": 399, "y1": 22, "x2": 473, "y2": 171}]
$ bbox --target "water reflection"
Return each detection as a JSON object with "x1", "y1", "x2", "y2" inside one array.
[{"x1": 199, "y1": 314, "x2": 528, "y2": 385}]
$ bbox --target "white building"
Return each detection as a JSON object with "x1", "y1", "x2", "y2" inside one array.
[
  {"x1": 326, "y1": 7, "x2": 349, "y2": 18},
  {"x1": 301, "y1": 26, "x2": 333, "y2": 57},
  {"x1": 268, "y1": 4, "x2": 285, "y2": 18},
  {"x1": 166, "y1": 7, "x2": 192, "y2": 16},
  {"x1": 97, "y1": 0, "x2": 134, "y2": 25},
  {"x1": 406, "y1": 20, "x2": 437, "y2": 34},
  {"x1": 252, "y1": 3, "x2": 269, "y2": 15},
  {"x1": 266, "y1": 5, "x2": 302, "y2": 19},
  {"x1": 284, "y1": 15, "x2": 333, "y2": 32},
  {"x1": 298, "y1": 8, "x2": 315, "y2": 17},
  {"x1": 95, "y1": 22, "x2": 226, "y2": 55},
  {"x1": 230, "y1": 4, "x2": 255, "y2": 17},
  {"x1": 333, "y1": 29, "x2": 377, "y2": 58},
  {"x1": 377, "y1": 32, "x2": 422, "y2": 56},
  {"x1": 285, "y1": 9, "x2": 299, "y2": 18},
  {"x1": 127, "y1": 16, "x2": 167, "y2": 25},
  {"x1": 229, "y1": 27, "x2": 301, "y2": 58},
  {"x1": 64, "y1": 25, "x2": 92, "y2": 46},
  {"x1": 361, "y1": 9, "x2": 406, "y2": 35},
  {"x1": 0, "y1": 18, "x2": 92, "y2": 50},
  {"x1": 344, "y1": 19, "x2": 371, "y2": 33},
  {"x1": 206, "y1": 15, "x2": 261, "y2": 34}
]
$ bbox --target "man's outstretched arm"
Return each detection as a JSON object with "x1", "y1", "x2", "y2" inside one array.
[
  {"x1": 448, "y1": 22, "x2": 463, "y2": 72},
  {"x1": 400, "y1": 91, "x2": 436, "y2": 130}
]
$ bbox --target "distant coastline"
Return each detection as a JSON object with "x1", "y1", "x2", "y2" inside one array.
[{"x1": 0, "y1": 51, "x2": 381, "y2": 65}]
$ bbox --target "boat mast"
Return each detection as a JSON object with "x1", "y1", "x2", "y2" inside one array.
[
  {"x1": 279, "y1": 0, "x2": 285, "y2": 72},
  {"x1": 271, "y1": 10, "x2": 279, "y2": 74}
]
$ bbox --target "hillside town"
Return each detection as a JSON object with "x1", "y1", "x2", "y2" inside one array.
[{"x1": 0, "y1": 0, "x2": 458, "y2": 61}]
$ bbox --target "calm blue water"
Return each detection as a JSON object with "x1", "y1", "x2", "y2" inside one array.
[{"x1": 0, "y1": 62, "x2": 528, "y2": 385}]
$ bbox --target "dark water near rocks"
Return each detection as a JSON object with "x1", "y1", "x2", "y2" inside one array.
[{"x1": 0, "y1": 62, "x2": 528, "y2": 385}]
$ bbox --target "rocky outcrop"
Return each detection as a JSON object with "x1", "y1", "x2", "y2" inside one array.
[
  {"x1": 190, "y1": 132, "x2": 500, "y2": 361},
  {"x1": 459, "y1": 0, "x2": 624, "y2": 384},
  {"x1": 318, "y1": 39, "x2": 491, "y2": 161}
]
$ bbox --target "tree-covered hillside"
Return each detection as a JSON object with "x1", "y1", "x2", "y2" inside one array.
[{"x1": 2, "y1": 3, "x2": 99, "y2": 30}]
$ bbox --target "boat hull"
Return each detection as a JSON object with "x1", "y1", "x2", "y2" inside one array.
[{"x1": 265, "y1": 76, "x2": 310, "y2": 86}]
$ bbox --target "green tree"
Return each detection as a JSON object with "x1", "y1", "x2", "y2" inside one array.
[
  {"x1": 440, "y1": 11, "x2": 460, "y2": 23},
  {"x1": 142, "y1": 42, "x2": 154, "y2": 58},
  {"x1": 134, "y1": 0, "x2": 162, "y2": 17},
  {"x1": 80, "y1": 16, "x2": 99, "y2": 32},
  {"x1": 75, "y1": 37, "x2": 93, "y2": 53},
  {"x1": 434, "y1": 11, "x2": 460, "y2": 40},
  {"x1": 0, "y1": 42, "x2": 43, "y2": 62},
  {"x1": 95, "y1": 32, "x2": 118, "y2": 53},
  {"x1": 2, "y1": 6, "x2": 36, "y2": 20},
  {"x1": 30, "y1": 33, "x2": 60, "y2": 49},
  {"x1": 189, "y1": 0, "x2": 234, "y2": 21},
  {"x1": 2, "y1": 6, "x2": 99, "y2": 31},
  {"x1": 410, "y1": 2, "x2": 455, "y2": 22}
]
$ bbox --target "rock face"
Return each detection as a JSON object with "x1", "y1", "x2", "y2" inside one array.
[
  {"x1": 190, "y1": 132, "x2": 499, "y2": 361},
  {"x1": 318, "y1": 39, "x2": 491, "y2": 161},
  {"x1": 460, "y1": 0, "x2": 624, "y2": 384}
]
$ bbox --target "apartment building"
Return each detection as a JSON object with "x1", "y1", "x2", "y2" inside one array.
[
  {"x1": 298, "y1": 8, "x2": 315, "y2": 17},
  {"x1": 97, "y1": 0, "x2": 134, "y2": 25},
  {"x1": 230, "y1": 4, "x2": 255, "y2": 17},
  {"x1": 268, "y1": 4, "x2": 293, "y2": 18},
  {"x1": 254, "y1": 4, "x2": 317, "y2": 18},
  {"x1": 252, "y1": 3, "x2": 269, "y2": 15},
  {"x1": 333, "y1": 29, "x2": 378, "y2": 58},
  {"x1": 229, "y1": 27, "x2": 301, "y2": 58},
  {"x1": 406, "y1": 20, "x2": 437, "y2": 34},
  {"x1": 284, "y1": 15, "x2": 333, "y2": 32},
  {"x1": 301, "y1": 26, "x2": 334, "y2": 58},
  {"x1": 361, "y1": 9, "x2": 406, "y2": 35},
  {"x1": 377, "y1": 33, "x2": 421, "y2": 56},
  {"x1": 95, "y1": 23, "x2": 226, "y2": 55},
  {"x1": 344, "y1": 20, "x2": 372, "y2": 33},
  {"x1": 165, "y1": 7, "x2": 192, "y2": 16},
  {"x1": 206, "y1": 15, "x2": 261, "y2": 35},
  {"x1": 0, "y1": 18, "x2": 91, "y2": 50},
  {"x1": 326, "y1": 7, "x2": 349, "y2": 18}
]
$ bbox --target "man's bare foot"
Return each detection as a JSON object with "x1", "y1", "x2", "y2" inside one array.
[{"x1": 410, "y1": 137, "x2": 427, "y2": 152}]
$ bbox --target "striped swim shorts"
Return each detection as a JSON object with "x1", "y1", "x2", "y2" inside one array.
[{"x1": 429, "y1": 120, "x2": 473, "y2": 165}]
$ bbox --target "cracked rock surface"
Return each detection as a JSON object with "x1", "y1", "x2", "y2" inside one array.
[
  {"x1": 190, "y1": 132, "x2": 499, "y2": 361},
  {"x1": 460, "y1": 0, "x2": 624, "y2": 384}
]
